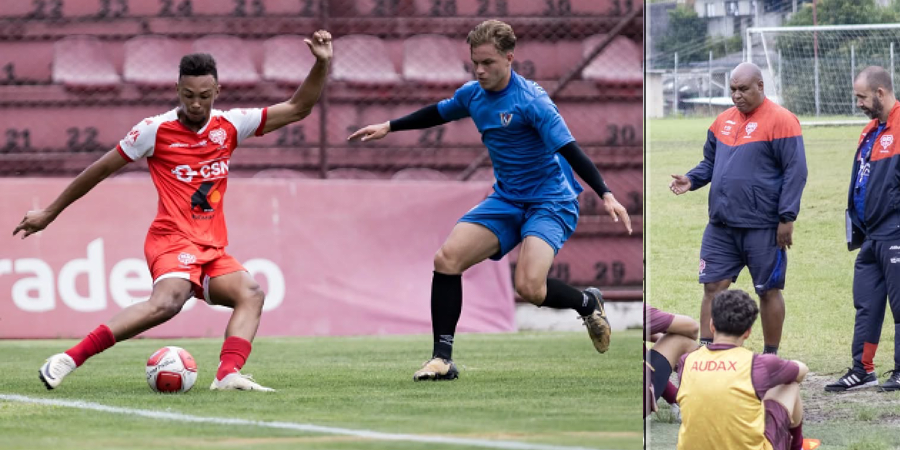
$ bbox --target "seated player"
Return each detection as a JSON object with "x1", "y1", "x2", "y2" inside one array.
[
  {"x1": 645, "y1": 303, "x2": 699, "y2": 418},
  {"x1": 676, "y1": 289, "x2": 811, "y2": 450}
]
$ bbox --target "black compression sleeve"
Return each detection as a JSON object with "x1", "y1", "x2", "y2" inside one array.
[
  {"x1": 557, "y1": 141, "x2": 611, "y2": 196},
  {"x1": 389, "y1": 104, "x2": 448, "y2": 131}
]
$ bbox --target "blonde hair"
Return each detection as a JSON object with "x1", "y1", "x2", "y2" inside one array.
[{"x1": 466, "y1": 20, "x2": 516, "y2": 54}]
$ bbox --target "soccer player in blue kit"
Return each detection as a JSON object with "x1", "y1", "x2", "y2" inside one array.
[{"x1": 348, "y1": 20, "x2": 633, "y2": 381}]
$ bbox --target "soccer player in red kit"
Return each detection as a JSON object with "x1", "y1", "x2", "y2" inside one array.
[{"x1": 14, "y1": 30, "x2": 333, "y2": 392}]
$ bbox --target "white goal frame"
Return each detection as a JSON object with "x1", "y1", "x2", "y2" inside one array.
[{"x1": 746, "y1": 23, "x2": 900, "y2": 126}]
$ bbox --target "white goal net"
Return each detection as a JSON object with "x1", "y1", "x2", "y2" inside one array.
[{"x1": 747, "y1": 24, "x2": 900, "y2": 124}]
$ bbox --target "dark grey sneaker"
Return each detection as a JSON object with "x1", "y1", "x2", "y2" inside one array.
[
  {"x1": 582, "y1": 287, "x2": 611, "y2": 353},
  {"x1": 824, "y1": 367, "x2": 878, "y2": 392},
  {"x1": 879, "y1": 369, "x2": 900, "y2": 392}
]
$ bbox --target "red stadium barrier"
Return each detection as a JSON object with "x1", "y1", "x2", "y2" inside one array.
[{"x1": 0, "y1": 178, "x2": 516, "y2": 338}]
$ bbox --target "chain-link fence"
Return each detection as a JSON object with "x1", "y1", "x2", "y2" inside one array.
[{"x1": 0, "y1": 0, "x2": 643, "y2": 292}]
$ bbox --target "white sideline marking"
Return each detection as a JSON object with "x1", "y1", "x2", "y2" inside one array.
[{"x1": 0, "y1": 394, "x2": 620, "y2": 450}]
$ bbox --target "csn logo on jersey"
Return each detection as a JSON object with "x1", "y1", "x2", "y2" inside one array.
[{"x1": 171, "y1": 159, "x2": 230, "y2": 182}]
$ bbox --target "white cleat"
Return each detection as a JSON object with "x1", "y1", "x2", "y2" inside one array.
[
  {"x1": 39, "y1": 353, "x2": 77, "y2": 390},
  {"x1": 210, "y1": 372, "x2": 275, "y2": 392}
]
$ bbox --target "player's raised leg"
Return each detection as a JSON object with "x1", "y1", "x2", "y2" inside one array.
[
  {"x1": 39, "y1": 278, "x2": 194, "y2": 390},
  {"x1": 414, "y1": 222, "x2": 499, "y2": 381},
  {"x1": 515, "y1": 235, "x2": 610, "y2": 352},
  {"x1": 204, "y1": 270, "x2": 272, "y2": 392},
  {"x1": 763, "y1": 382, "x2": 808, "y2": 450}
]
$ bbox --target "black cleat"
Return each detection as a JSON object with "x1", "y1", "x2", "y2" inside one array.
[
  {"x1": 879, "y1": 369, "x2": 900, "y2": 392},
  {"x1": 824, "y1": 367, "x2": 878, "y2": 392}
]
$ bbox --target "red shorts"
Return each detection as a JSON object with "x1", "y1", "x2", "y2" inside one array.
[
  {"x1": 144, "y1": 233, "x2": 245, "y2": 302},
  {"x1": 763, "y1": 399, "x2": 792, "y2": 450}
]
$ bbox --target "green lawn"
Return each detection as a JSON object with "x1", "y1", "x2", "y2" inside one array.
[
  {"x1": 647, "y1": 118, "x2": 900, "y2": 450},
  {"x1": 0, "y1": 332, "x2": 641, "y2": 450}
]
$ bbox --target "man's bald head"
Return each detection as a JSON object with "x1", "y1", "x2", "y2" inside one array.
[
  {"x1": 856, "y1": 66, "x2": 893, "y2": 94},
  {"x1": 730, "y1": 62, "x2": 765, "y2": 114},
  {"x1": 732, "y1": 62, "x2": 763, "y2": 85},
  {"x1": 854, "y1": 66, "x2": 896, "y2": 122}
]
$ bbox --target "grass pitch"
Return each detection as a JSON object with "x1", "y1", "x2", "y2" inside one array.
[
  {"x1": 648, "y1": 118, "x2": 900, "y2": 450},
  {"x1": 0, "y1": 331, "x2": 641, "y2": 450}
]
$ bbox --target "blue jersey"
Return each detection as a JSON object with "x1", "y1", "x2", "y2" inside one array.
[{"x1": 436, "y1": 71, "x2": 582, "y2": 202}]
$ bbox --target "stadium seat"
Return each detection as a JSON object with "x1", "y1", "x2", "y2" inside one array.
[
  {"x1": 52, "y1": 36, "x2": 121, "y2": 89},
  {"x1": 508, "y1": 234, "x2": 643, "y2": 287},
  {"x1": 576, "y1": 168, "x2": 642, "y2": 215},
  {"x1": 391, "y1": 168, "x2": 450, "y2": 181},
  {"x1": 124, "y1": 36, "x2": 182, "y2": 88},
  {"x1": 192, "y1": 35, "x2": 260, "y2": 87},
  {"x1": 403, "y1": 35, "x2": 471, "y2": 85},
  {"x1": 330, "y1": 0, "x2": 405, "y2": 16},
  {"x1": 412, "y1": 0, "x2": 504, "y2": 16},
  {"x1": 331, "y1": 35, "x2": 400, "y2": 84},
  {"x1": 0, "y1": 42, "x2": 54, "y2": 84},
  {"x1": 581, "y1": 35, "x2": 642, "y2": 85},
  {"x1": 262, "y1": 35, "x2": 317, "y2": 86},
  {"x1": 557, "y1": 102, "x2": 642, "y2": 145},
  {"x1": 327, "y1": 168, "x2": 383, "y2": 179},
  {"x1": 252, "y1": 168, "x2": 311, "y2": 178},
  {"x1": 0, "y1": 105, "x2": 163, "y2": 152},
  {"x1": 505, "y1": 0, "x2": 553, "y2": 15}
]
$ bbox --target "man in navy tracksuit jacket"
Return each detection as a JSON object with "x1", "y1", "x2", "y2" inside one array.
[
  {"x1": 670, "y1": 62, "x2": 807, "y2": 356},
  {"x1": 826, "y1": 66, "x2": 900, "y2": 392}
]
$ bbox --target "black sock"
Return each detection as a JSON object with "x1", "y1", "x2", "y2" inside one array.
[
  {"x1": 431, "y1": 271, "x2": 462, "y2": 360},
  {"x1": 542, "y1": 278, "x2": 595, "y2": 316},
  {"x1": 699, "y1": 338, "x2": 713, "y2": 347},
  {"x1": 763, "y1": 345, "x2": 778, "y2": 355}
]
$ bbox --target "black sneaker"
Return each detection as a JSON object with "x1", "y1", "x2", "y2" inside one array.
[
  {"x1": 824, "y1": 367, "x2": 878, "y2": 392},
  {"x1": 879, "y1": 369, "x2": 900, "y2": 392}
]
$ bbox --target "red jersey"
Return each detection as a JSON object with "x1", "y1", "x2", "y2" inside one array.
[{"x1": 116, "y1": 107, "x2": 267, "y2": 248}]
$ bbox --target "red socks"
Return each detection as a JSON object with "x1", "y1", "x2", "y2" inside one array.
[
  {"x1": 789, "y1": 422, "x2": 803, "y2": 450},
  {"x1": 65, "y1": 324, "x2": 116, "y2": 367},
  {"x1": 662, "y1": 381, "x2": 679, "y2": 405},
  {"x1": 216, "y1": 336, "x2": 252, "y2": 381},
  {"x1": 863, "y1": 342, "x2": 878, "y2": 373}
]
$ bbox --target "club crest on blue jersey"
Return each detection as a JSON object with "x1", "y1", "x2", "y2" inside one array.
[{"x1": 499, "y1": 113, "x2": 513, "y2": 127}]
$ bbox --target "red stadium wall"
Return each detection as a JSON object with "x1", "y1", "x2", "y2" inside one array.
[{"x1": 1, "y1": 179, "x2": 515, "y2": 338}]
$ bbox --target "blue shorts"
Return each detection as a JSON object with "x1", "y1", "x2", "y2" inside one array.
[
  {"x1": 699, "y1": 223, "x2": 787, "y2": 295},
  {"x1": 459, "y1": 193, "x2": 579, "y2": 261}
]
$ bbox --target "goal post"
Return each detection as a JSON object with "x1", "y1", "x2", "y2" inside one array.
[{"x1": 746, "y1": 23, "x2": 900, "y2": 125}]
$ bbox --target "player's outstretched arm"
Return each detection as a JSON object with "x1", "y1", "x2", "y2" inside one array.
[
  {"x1": 347, "y1": 104, "x2": 449, "y2": 142},
  {"x1": 13, "y1": 148, "x2": 130, "y2": 239},
  {"x1": 261, "y1": 30, "x2": 333, "y2": 135},
  {"x1": 557, "y1": 141, "x2": 632, "y2": 234}
]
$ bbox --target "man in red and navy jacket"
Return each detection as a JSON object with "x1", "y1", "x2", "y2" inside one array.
[
  {"x1": 670, "y1": 62, "x2": 808, "y2": 357},
  {"x1": 826, "y1": 65, "x2": 900, "y2": 393}
]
